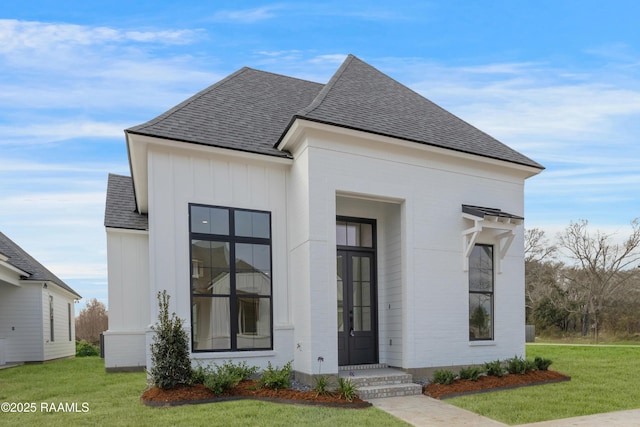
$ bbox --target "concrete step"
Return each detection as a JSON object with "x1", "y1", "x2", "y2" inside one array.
[
  {"x1": 339, "y1": 363, "x2": 388, "y2": 371},
  {"x1": 337, "y1": 366, "x2": 423, "y2": 399},
  {"x1": 357, "y1": 382, "x2": 423, "y2": 399},
  {"x1": 340, "y1": 368, "x2": 413, "y2": 387}
]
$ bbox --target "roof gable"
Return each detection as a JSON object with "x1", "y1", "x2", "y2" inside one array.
[
  {"x1": 0, "y1": 231, "x2": 81, "y2": 298},
  {"x1": 290, "y1": 55, "x2": 542, "y2": 169}
]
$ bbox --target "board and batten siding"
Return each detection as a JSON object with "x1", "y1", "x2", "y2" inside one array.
[
  {"x1": 104, "y1": 228, "x2": 150, "y2": 370},
  {"x1": 293, "y1": 126, "x2": 528, "y2": 375},
  {"x1": 145, "y1": 145, "x2": 293, "y2": 370},
  {"x1": 42, "y1": 284, "x2": 77, "y2": 361}
]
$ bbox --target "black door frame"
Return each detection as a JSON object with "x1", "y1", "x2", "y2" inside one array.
[{"x1": 336, "y1": 216, "x2": 378, "y2": 366}]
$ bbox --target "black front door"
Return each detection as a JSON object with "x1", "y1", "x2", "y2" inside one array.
[{"x1": 337, "y1": 250, "x2": 377, "y2": 365}]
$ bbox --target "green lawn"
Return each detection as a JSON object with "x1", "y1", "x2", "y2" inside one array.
[
  {"x1": 447, "y1": 344, "x2": 640, "y2": 425},
  {"x1": 0, "y1": 358, "x2": 408, "y2": 427}
]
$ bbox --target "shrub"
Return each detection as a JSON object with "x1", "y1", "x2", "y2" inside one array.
[
  {"x1": 432, "y1": 369, "x2": 457, "y2": 385},
  {"x1": 484, "y1": 360, "x2": 505, "y2": 377},
  {"x1": 506, "y1": 356, "x2": 530, "y2": 375},
  {"x1": 221, "y1": 359, "x2": 258, "y2": 380},
  {"x1": 525, "y1": 359, "x2": 538, "y2": 372},
  {"x1": 199, "y1": 360, "x2": 258, "y2": 396},
  {"x1": 75, "y1": 340, "x2": 99, "y2": 357},
  {"x1": 203, "y1": 368, "x2": 240, "y2": 396},
  {"x1": 458, "y1": 366, "x2": 482, "y2": 381},
  {"x1": 534, "y1": 356, "x2": 553, "y2": 371},
  {"x1": 191, "y1": 364, "x2": 207, "y2": 385},
  {"x1": 337, "y1": 377, "x2": 358, "y2": 401},
  {"x1": 259, "y1": 361, "x2": 292, "y2": 390},
  {"x1": 149, "y1": 291, "x2": 193, "y2": 390}
]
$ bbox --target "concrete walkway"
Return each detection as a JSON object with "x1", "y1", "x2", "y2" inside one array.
[{"x1": 370, "y1": 395, "x2": 640, "y2": 427}]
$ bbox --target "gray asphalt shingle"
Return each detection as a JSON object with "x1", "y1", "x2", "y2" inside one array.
[
  {"x1": 126, "y1": 54, "x2": 543, "y2": 169},
  {"x1": 0, "y1": 232, "x2": 81, "y2": 298},
  {"x1": 104, "y1": 174, "x2": 148, "y2": 230}
]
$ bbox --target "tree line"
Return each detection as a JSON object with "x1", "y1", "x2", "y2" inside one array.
[{"x1": 525, "y1": 219, "x2": 640, "y2": 342}]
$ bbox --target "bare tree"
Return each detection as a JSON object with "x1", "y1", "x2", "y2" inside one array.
[
  {"x1": 524, "y1": 228, "x2": 559, "y2": 323},
  {"x1": 557, "y1": 218, "x2": 640, "y2": 342},
  {"x1": 75, "y1": 298, "x2": 108, "y2": 345},
  {"x1": 525, "y1": 228, "x2": 556, "y2": 263}
]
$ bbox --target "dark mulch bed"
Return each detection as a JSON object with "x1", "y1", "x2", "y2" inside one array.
[
  {"x1": 141, "y1": 380, "x2": 371, "y2": 408},
  {"x1": 423, "y1": 370, "x2": 570, "y2": 399}
]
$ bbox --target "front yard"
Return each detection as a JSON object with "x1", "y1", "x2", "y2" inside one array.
[
  {"x1": 448, "y1": 344, "x2": 640, "y2": 425},
  {"x1": 2, "y1": 344, "x2": 639, "y2": 426},
  {"x1": 0, "y1": 358, "x2": 407, "y2": 427}
]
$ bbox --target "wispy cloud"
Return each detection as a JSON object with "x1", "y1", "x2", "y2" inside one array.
[
  {"x1": 211, "y1": 6, "x2": 282, "y2": 23},
  {"x1": 0, "y1": 19, "x2": 201, "y2": 54}
]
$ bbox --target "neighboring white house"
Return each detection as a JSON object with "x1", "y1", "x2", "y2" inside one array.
[
  {"x1": 103, "y1": 55, "x2": 543, "y2": 382},
  {"x1": 0, "y1": 232, "x2": 81, "y2": 365}
]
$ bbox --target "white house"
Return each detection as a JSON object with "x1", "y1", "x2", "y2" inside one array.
[
  {"x1": 103, "y1": 55, "x2": 543, "y2": 383},
  {"x1": 0, "y1": 232, "x2": 81, "y2": 365}
]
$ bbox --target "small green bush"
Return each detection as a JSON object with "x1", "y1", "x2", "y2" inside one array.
[
  {"x1": 204, "y1": 368, "x2": 242, "y2": 396},
  {"x1": 259, "y1": 361, "x2": 292, "y2": 390},
  {"x1": 75, "y1": 340, "x2": 99, "y2": 357},
  {"x1": 458, "y1": 366, "x2": 482, "y2": 381},
  {"x1": 337, "y1": 377, "x2": 358, "y2": 402},
  {"x1": 506, "y1": 356, "x2": 529, "y2": 375},
  {"x1": 432, "y1": 369, "x2": 457, "y2": 385},
  {"x1": 534, "y1": 356, "x2": 553, "y2": 371},
  {"x1": 200, "y1": 360, "x2": 259, "y2": 396},
  {"x1": 191, "y1": 363, "x2": 209, "y2": 385},
  {"x1": 484, "y1": 360, "x2": 505, "y2": 377},
  {"x1": 525, "y1": 359, "x2": 538, "y2": 372},
  {"x1": 220, "y1": 360, "x2": 258, "y2": 381}
]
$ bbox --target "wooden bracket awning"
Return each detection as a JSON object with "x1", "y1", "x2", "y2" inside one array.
[{"x1": 462, "y1": 205, "x2": 524, "y2": 273}]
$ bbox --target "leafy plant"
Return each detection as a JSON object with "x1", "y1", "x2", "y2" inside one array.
[
  {"x1": 259, "y1": 361, "x2": 292, "y2": 390},
  {"x1": 432, "y1": 369, "x2": 457, "y2": 385},
  {"x1": 220, "y1": 360, "x2": 258, "y2": 380},
  {"x1": 75, "y1": 340, "x2": 99, "y2": 357},
  {"x1": 458, "y1": 366, "x2": 482, "y2": 381},
  {"x1": 149, "y1": 290, "x2": 193, "y2": 390},
  {"x1": 313, "y1": 376, "x2": 333, "y2": 397},
  {"x1": 200, "y1": 360, "x2": 259, "y2": 396},
  {"x1": 534, "y1": 356, "x2": 553, "y2": 371},
  {"x1": 337, "y1": 377, "x2": 358, "y2": 402},
  {"x1": 203, "y1": 368, "x2": 240, "y2": 395},
  {"x1": 190, "y1": 363, "x2": 209, "y2": 385},
  {"x1": 484, "y1": 360, "x2": 505, "y2": 377},
  {"x1": 506, "y1": 356, "x2": 530, "y2": 375}
]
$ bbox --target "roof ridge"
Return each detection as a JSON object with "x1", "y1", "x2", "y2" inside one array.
[{"x1": 296, "y1": 54, "x2": 355, "y2": 117}]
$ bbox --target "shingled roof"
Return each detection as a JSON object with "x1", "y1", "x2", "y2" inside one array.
[
  {"x1": 104, "y1": 174, "x2": 148, "y2": 230},
  {"x1": 0, "y1": 232, "x2": 81, "y2": 298},
  {"x1": 126, "y1": 54, "x2": 542, "y2": 169}
]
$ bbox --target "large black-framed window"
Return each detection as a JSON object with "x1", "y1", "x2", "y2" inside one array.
[
  {"x1": 189, "y1": 204, "x2": 273, "y2": 352},
  {"x1": 469, "y1": 244, "x2": 494, "y2": 341}
]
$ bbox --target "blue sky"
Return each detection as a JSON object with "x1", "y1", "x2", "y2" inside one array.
[{"x1": 1, "y1": 1, "x2": 639, "y2": 309}]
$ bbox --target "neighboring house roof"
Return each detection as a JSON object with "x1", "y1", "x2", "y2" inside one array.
[
  {"x1": 0, "y1": 231, "x2": 81, "y2": 298},
  {"x1": 104, "y1": 174, "x2": 148, "y2": 230},
  {"x1": 126, "y1": 54, "x2": 543, "y2": 170}
]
